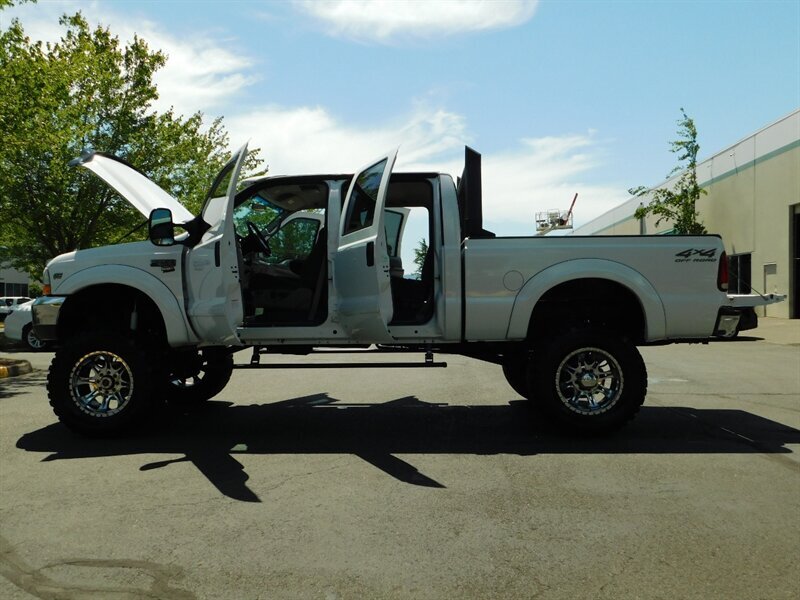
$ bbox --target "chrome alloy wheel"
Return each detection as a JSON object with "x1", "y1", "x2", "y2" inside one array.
[
  {"x1": 69, "y1": 350, "x2": 134, "y2": 417},
  {"x1": 555, "y1": 346, "x2": 624, "y2": 415},
  {"x1": 26, "y1": 327, "x2": 46, "y2": 350}
]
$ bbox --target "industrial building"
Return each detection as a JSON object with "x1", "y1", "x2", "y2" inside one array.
[
  {"x1": 572, "y1": 109, "x2": 799, "y2": 319},
  {"x1": 0, "y1": 263, "x2": 31, "y2": 297}
]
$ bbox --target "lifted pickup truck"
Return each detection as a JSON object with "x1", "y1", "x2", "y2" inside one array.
[{"x1": 33, "y1": 145, "x2": 782, "y2": 436}]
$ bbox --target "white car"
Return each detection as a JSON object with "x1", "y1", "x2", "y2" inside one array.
[
  {"x1": 3, "y1": 299, "x2": 48, "y2": 350},
  {"x1": 0, "y1": 296, "x2": 32, "y2": 320}
]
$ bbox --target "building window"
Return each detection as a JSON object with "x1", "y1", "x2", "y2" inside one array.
[
  {"x1": 728, "y1": 253, "x2": 752, "y2": 294},
  {"x1": 4, "y1": 282, "x2": 29, "y2": 296}
]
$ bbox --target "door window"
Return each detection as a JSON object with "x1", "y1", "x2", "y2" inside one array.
[
  {"x1": 384, "y1": 210, "x2": 404, "y2": 257},
  {"x1": 268, "y1": 218, "x2": 321, "y2": 263},
  {"x1": 342, "y1": 158, "x2": 387, "y2": 235}
]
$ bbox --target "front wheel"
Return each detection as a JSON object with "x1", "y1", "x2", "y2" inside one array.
[
  {"x1": 47, "y1": 332, "x2": 155, "y2": 436},
  {"x1": 22, "y1": 323, "x2": 49, "y2": 351},
  {"x1": 502, "y1": 353, "x2": 531, "y2": 398},
  {"x1": 529, "y1": 327, "x2": 647, "y2": 434}
]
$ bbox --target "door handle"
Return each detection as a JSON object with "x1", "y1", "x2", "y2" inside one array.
[
  {"x1": 214, "y1": 241, "x2": 221, "y2": 267},
  {"x1": 366, "y1": 241, "x2": 374, "y2": 267}
]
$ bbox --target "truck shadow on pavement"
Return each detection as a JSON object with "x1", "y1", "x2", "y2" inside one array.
[
  {"x1": 16, "y1": 393, "x2": 800, "y2": 502},
  {"x1": 0, "y1": 370, "x2": 47, "y2": 398}
]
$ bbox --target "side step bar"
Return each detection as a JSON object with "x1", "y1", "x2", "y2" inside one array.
[{"x1": 236, "y1": 347, "x2": 447, "y2": 369}]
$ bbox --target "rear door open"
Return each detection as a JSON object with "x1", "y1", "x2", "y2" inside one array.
[{"x1": 334, "y1": 150, "x2": 398, "y2": 341}]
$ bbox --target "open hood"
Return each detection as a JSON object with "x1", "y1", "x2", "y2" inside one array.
[{"x1": 70, "y1": 152, "x2": 195, "y2": 223}]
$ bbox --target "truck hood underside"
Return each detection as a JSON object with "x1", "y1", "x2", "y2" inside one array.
[{"x1": 70, "y1": 152, "x2": 195, "y2": 223}]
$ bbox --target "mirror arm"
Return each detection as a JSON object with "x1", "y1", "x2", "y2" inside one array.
[{"x1": 181, "y1": 215, "x2": 211, "y2": 248}]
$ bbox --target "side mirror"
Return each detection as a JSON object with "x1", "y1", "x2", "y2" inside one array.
[{"x1": 149, "y1": 208, "x2": 175, "y2": 246}]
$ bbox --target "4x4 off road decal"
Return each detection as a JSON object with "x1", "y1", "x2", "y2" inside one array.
[{"x1": 675, "y1": 248, "x2": 717, "y2": 263}]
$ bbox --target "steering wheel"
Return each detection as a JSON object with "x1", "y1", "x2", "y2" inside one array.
[{"x1": 246, "y1": 221, "x2": 271, "y2": 255}]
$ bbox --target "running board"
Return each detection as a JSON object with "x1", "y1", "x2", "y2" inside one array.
[
  {"x1": 234, "y1": 361, "x2": 447, "y2": 369},
  {"x1": 238, "y1": 347, "x2": 447, "y2": 369}
]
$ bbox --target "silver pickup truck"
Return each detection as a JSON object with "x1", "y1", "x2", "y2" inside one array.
[{"x1": 33, "y1": 145, "x2": 782, "y2": 436}]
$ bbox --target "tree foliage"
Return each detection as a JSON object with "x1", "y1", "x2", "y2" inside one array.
[
  {"x1": 0, "y1": 13, "x2": 263, "y2": 279},
  {"x1": 412, "y1": 238, "x2": 428, "y2": 279},
  {"x1": 0, "y1": 1, "x2": 37, "y2": 9},
  {"x1": 631, "y1": 109, "x2": 707, "y2": 235}
]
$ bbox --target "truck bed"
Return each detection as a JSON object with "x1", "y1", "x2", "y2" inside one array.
[{"x1": 462, "y1": 235, "x2": 726, "y2": 343}]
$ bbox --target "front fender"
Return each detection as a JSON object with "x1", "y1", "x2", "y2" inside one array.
[
  {"x1": 505, "y1": 259, "x2": 666, "y2": 342},
  {"x1": 55, "y1": 265, "x2": 196, "y2": 346}
]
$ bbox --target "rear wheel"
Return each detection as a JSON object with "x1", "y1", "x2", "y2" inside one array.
[
  {"x1": 47, "y1": 332, "x2": 155, "y2": 436},
  {"x1": 529, "y1": 327, "x2": 647, "y2": 434}
]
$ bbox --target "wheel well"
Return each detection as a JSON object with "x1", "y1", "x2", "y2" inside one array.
[
  {"x1": 529, "y1": 278, "x2": 646, "y2": 343},
  {"x1": 58, "y1": 284, "x2": 167, "y2": 345}
]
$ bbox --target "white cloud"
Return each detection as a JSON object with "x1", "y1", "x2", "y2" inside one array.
[
  {"x1": 294, "y1": 0, "x2": 539, "y2": 43},
  {"x1": 227, "y1": 103, "x2": 627, "y2": 234},
  {"x1": 479, "y1": 136, "x2": 630, "y2": 233},
  {"x1": 225, "y1": 104, "x2": 469, "y2": 174},
  {"x1": 3, "y1": 1, "x2": 255, "y2": 117},
  {"x1": 141, "y1": 29, "x2": 256, "y2": 116},
  {"x1": 3, "y1": 2, "x2": 625, "y2": 233}
]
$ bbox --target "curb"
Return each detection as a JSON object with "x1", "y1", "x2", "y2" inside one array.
[{"x1": 0, "y1": 359, "x2": 33, "y2": 378}]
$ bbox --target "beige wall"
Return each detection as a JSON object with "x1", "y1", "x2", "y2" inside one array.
[
  {"x1": 631, "y1": 144, "x2": 798, "y2": 317},
  {"x1": 704, "y1": 144, "x2": 799, "y2": 317},
  {"x1": 575, "y1": 111, "x2": 799, "y2": 318}
]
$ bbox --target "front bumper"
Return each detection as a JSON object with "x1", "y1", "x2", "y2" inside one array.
[{"x1": 31, "y1": 296, "x2": 65, "y2": 341}]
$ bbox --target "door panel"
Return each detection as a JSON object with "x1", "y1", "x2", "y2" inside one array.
[
  {"x1": 335, "y1": 150, "x2": 398, "y2": 341},
  {"x1": 186, "y1": 144, "x2": 248, "y2": 345}
]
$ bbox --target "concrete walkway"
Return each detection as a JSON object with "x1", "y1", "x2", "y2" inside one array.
[{"x1": 752, "y1": 316, "x2": 800, "y2": 345}]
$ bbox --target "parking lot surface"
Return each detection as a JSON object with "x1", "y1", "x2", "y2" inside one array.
[{"x1": 1, "y1": 320, "x2": 799, "y2": 599}]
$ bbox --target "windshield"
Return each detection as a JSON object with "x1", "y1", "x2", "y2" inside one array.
[{"x1": 233, "y1": 193, "x2": 286, "y2": 238}]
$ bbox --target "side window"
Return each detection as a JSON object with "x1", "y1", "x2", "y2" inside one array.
[
  {"x1": 342, "y1": 158, "x2": 387, "y2": 235},
  {"x1": 269, "y1": 218, "x2": 320, "y2": 262},
  {"x1": 384, "y1": 210, "x2": 404, "y2": 257}
]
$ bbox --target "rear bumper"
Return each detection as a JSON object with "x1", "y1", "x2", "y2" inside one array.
[
  {"x1": 714, "y1": 306, "x2": 758, "y2": 338},
  {"x1": 31, "y1": 296, "x2": 65, "y2": 341},
  {"x1": 714, "y1": 308, "x2": 742, "y2": 338},
  {"x1": 713, "y1": 293, "x2": 785, "y2": 338}
]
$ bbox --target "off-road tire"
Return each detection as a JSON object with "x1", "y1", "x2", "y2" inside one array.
[
  {"x1": 163, "y1": 350, "x2": 234, "y2": 405},
  {"x1": 502, "y1": 353, "x2": 531, "y2": 398},
  {"x1": 529, "y1": 327, "x2": 647, "y2": 434},
  {"x1": 47, "y1": 332, "x2": 155, "y2": 436}
]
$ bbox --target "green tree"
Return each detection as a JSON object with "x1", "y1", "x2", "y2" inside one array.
[
  {"x1": 631, "y1": 108, "x2": 707, "y2": 235},
  {"x1": 0, "y1": 1, "x2": 37, "y2": 9},
  {"x1": 0, "y1": 13, "x2": 263, "y2": 279},
  {"x1": 412, "y1": 238, "x2": 428, "y2": 279}
]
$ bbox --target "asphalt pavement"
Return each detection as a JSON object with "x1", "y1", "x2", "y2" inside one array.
[{"x1": 0, "y1": 320, "x2": 798, "y2": 599}]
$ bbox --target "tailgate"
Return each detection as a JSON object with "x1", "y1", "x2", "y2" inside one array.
[{"x1": 727, "y1": 293, "x2": 786, "y2": 308}]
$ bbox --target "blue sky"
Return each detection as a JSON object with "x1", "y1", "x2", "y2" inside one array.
[{"x1": 4, "y1": 0, "x2": 799, "y2": 235}]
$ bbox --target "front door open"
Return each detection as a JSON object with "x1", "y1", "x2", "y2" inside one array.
[{"x1": 185, "y1": 144, "x2": 248, "y2": 345}]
